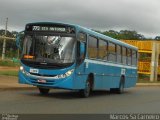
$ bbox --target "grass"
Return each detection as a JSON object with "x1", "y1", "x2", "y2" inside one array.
[
  {"x1": 0, "y1": 59, "x2": 20, "y2": 67},
  {"x1": 0, "y1": 59, "x2": 19, "y2": 76},
  {"x1": 0, "y1": 58, "x2": 20, "y2": 67},
  {"x1": 0, "y1": 71, "x2": 18, "y2": 76}
]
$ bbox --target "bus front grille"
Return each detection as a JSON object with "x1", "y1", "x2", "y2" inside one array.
[{"x1": 29, "y1": 73, "x2": 57, "y2": 77}]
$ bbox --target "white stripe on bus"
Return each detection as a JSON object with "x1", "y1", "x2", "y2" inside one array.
[{"x1": 84, "y1": 59, "x2": 137, "y2": 69}]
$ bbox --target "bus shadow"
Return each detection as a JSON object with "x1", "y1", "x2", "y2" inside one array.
[{"x1": 25, "y1": 89, "x2": 132, "y2": 99}]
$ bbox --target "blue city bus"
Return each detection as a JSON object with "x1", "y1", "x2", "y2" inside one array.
[{"x1": 16, "y1": 22, "x2": 138, "y2": 97}]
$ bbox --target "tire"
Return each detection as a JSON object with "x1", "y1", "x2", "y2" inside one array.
[
  {"x1": 79, "y1": 80, "x2": 91, "y2": 98},
  {"x1": 110, "y1": 88, "x2": 116, "y2": 93},
  {"x1": 117, "y1": 77, "x2": 125, "y2": 94},
  {"x1": 38, "y1": 87, "x2": 50, "y2": 95}
]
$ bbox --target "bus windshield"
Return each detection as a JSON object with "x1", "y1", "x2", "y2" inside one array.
[{"x1": 22, "y1": 35, "x2": 76, "y2": 67}]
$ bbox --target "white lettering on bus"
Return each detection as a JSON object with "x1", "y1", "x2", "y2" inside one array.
[
  {"x1": 32, "y1": 26, "x2": 40, "y2": 31},
  {"x1": 49, "y1": 27, "x2": 66, "y2": 32}
]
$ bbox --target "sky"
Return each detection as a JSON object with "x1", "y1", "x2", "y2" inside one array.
[{"x1": 0, "y1": 0, "x2": 160, "y2": 38}]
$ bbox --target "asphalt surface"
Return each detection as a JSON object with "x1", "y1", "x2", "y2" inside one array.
[
  {"x1": 0, "y1": 87, "x2": 160, "y2": 114},
  {"x1": 0, "y1": 75, "x2": 34, "y2": 90},
  {"x1": 1, "y1": 75, "x2": 160, "y2": 90}
]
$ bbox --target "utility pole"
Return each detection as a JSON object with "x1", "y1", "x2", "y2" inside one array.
[
  {"x1": 150, "y1": 41, "x2": 156, "y2": 82},
  {"x1": 2, "y1": 18, "x2": 8, "y2": 60},
  {"x1": 155, "y1": 42, "x2": 160, "y2": 81},
  {"x1": 150, "y1": 41, "x2": 159, "y2": 82}
]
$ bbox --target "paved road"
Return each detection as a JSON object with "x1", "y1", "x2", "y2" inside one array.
[{"x1": 0, "y1": 87, "x2": 160, "y2": 114}]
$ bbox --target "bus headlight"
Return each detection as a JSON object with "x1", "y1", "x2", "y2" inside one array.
[
  {"x1": 57, "y1": 69, "x2": 74, "y2": 79},
  {"x1": 65, "y1": 69, "x2": 74, "y2": 76},
  {"x1": 20, "y1": 66, "x2": 24, "y2": 71},
  {"x1": 19, "y1": 66, "x2": 26, "y2": 74}
]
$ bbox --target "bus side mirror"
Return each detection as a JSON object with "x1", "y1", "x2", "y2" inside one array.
[{"x1": 16, "y1": 31, "x2": 24, "y2": 50}]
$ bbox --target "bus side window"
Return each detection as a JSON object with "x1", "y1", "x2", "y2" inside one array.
[
  {"x1": 77, "y1": 32, "x2": 87, "y2": 64},
  {"x1": 127, "y1": 49, "x2": 132, "y2": 65},
  {"x1": 78, "y1": 32, "x2": 87, "y2": 43},
  {"x1": 122, "y1": 47, "x2": 127, "y2": 64},
  {"x1": 108, "y1": 42, "x2": 116, "y2": 62},
  {"x1": 117, "y1": 45, "x2": 122, "y2": 63},
  {"x1": 132, "y1": 50, "x2": 137, "y2": 66},
  {"x1": 88, "y1": 36, "x2": 98, "y2": 59},
  {"x1": 98, "y1": 39, "x2": 108, "y2": 60}
]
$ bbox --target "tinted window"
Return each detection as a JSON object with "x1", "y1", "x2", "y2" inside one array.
[
  {"x1": 132, "y1": 50, "x2": 137, "y2": 66},
  {"x1": 88, "y1": 36, "x2": 98, "y2": 58},
  {"x1": 108, "y1": 42, "x2": 116, "y2": 62},
  {"x1": 98, "y1": 39, "x2": 108, "y2": 60},
  {"x1": 78, "y1": 32, "x2": 86, "y2": 42},
  {"x1": 117, "y1": 45, "x2": 122, "y2": 63},
  {"x1": 122, "y1": 47, "x2": 127, "y2": 64},
  {"x1": 127, "y1": 49, "x2": 132, "y2": 65}
]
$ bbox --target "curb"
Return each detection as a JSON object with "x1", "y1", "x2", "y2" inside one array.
[
  {"x1": 136, "y1": 83, "x2": 160, "y2": 86},
  {"x1": 0, "y1": 86, "x2": 36, "y2": 91}
]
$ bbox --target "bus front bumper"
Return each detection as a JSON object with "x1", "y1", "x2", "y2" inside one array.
[{"x1": 18, "y1": 71, "x2": 75, "y2": 90}]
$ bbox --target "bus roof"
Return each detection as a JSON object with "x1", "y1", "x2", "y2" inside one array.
[
  {"x1": 76, "y1": 25, "x2": 138, "y2": 51},
  {"x1": 26, "y1": 22, "x2": 138, "y2": 51}
]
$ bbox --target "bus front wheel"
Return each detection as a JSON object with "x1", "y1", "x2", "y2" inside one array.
[
  {"x1": 38, "y1": 87, "x2": 50, "y2": 95},
  {"x1": 79, "y1": 80, "x2": 91, "y2": 98}
]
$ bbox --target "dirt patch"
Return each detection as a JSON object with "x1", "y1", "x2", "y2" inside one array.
[
  {"x1": 0, "y1": 75, "x2": 35, "y2": 90},
  {"x1": 0, "y1": 75, "x2": 18, "y2": 83}
]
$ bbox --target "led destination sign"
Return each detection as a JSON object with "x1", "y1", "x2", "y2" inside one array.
[
  {"x1": 25, "y1": 24, "x2": 75, "y2": 33},
  {"x1": 32, "y1": 26, "x2": 66, "y2": 32}
]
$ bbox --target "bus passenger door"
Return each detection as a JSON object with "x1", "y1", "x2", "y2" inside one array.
[
  {"x1": 16, "y1": 31, "x2": 25, "y2": 51},
  {"x1": 74, "y1": 32, "x2": 87, "y2": 89}
]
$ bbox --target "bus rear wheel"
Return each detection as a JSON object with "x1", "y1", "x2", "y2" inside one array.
[
  {"x1": 38, "y1": 87, "x2": 50, "y2": 95},
  {"x1": 117, "y1": 77, "x2": 125, "y2": 94},
  {"x1": 110, "y1": 77, "x2": 125, "y2": 94},
  {"x1": 79, "y1": 80, "x2": 91, "y2": 98}
]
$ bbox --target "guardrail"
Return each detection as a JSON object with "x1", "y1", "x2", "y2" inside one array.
[
  {"x1": 121, "y1": 40, "x2": 160, "y2": 75},
  {"x1": 138, "y1": 61, "x2": 151, "y2": 74},
  {"x1": 121, "y1": 40, "x2": 154, "y2": 52}
]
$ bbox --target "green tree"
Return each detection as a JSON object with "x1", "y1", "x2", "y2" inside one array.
[
  {"x1": 103, "y1": 30, "x2": 119, "y2": 39},
  {"x1": 0, "y1": 30, "x2": 18, "y2": 58},
  {"x1": 102, "y1": 30, "x2": 145, "y2": 40},
  {"x1": 155, "y1": 36, "x2": 160, "y2": 40}
]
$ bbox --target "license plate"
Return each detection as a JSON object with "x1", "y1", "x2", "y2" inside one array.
[
  {"x1": 30, "y1": 68, "x2": 39, "y2": 73},
  {"x1": 37, "y1": 79, "x2": 46, "y2": 83}
]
